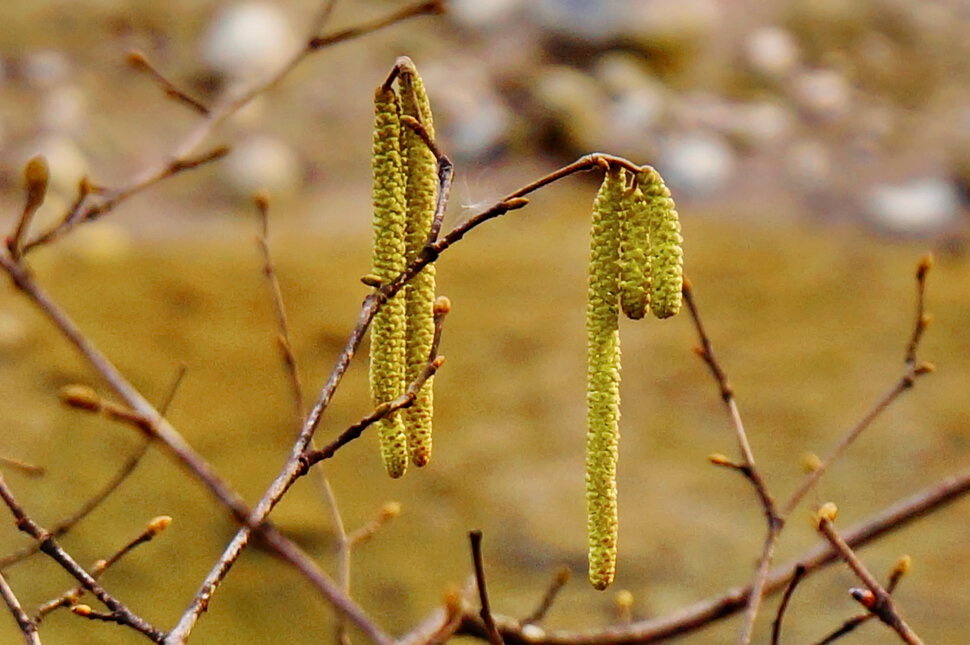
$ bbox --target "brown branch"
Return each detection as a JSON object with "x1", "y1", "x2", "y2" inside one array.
[
  {"x1": 20, "y1": 0, "x2": 443, "y2": 254},
  {"x1": 127, "y1": 50, "x2": 209, "y2": 115},
  {"x1": 309, "y1": 0, "x2": 445, "y2": 49},
  {"x1": 0, "y1": 472, "x2": 164, "y2": 642},
  {"x1": 469, "y1": 531, "x2": 503, "y2": 645},
  {"x1": 813, "y1": 556, "x2": 910, "y2": 645},
  {"x1": 7, "y1": 156, "x2": 49, "y2": 261},
  {"x1": 0, "y1": 456, "x2": 45, "y2": 478},
  {"x1": 681, "y1": 279, "x2": 781, "y2": 644},
  {"x1": 816, "y1": 509, "x2": 924, "y2": 644},
  {"x1": 0, "y1": 365, "x2": 185, "y2": 571},
  {"x1": 35, "y1": 516, "x2": 172, "y2": 622},
  {"x1": 0, "y1": 570, "x2": 40, "y2": 645},
  {"x1": 445, "y1": 465, "x2": 969, "y2": 644},
  {"x1": 521, "y1": 567, "x2": 571, "y2": 626},
  {"x1": 770, "y1": 564, "x2": 806, "y2": 645}
]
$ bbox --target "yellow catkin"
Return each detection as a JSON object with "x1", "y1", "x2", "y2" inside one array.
[
  {"x1": 618, "y1": 176, "x2": 651, "y2": 320},
  {"x1": 639, "y1": 168, "x2": 684, "y2": 319},
  {"x1": 370, "y1": 85, "x2": 409, "y2": 478},
  {"x1": 586, "y1": 165, "x2": 625, "y2": 590},
  {"x1": 398, "y1": 58, "x2": 438, "y2": 468}
]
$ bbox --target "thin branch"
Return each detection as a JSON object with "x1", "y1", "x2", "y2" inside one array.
[
  {"x1": 35, "y1": 515, "x2": 172, "y2": 622},
  {"x1": 521, "y1": 567, "x2": 571, "y2": 626},
  {"x1": 0, "y1": 457, "x2": 45, "y2": 478},
  {"x1": 0, "y1": 365, "x2": 186, "y2": 571},
  {"x1": 446, "y1": 465, "x2": 969, "y2": 644},
  {"x1": 770, "y1": 564, "x2": 806, "y2": 645},
  {"x1": 0, "y1": 472, "x2": 164, "y2": 642},
  {"x1": 20, "y1": 0, "x2": 444, "y2": 254},
  {"x1": 816, "y1": 512, "x2": 923, "y2": 645},
  {"x1": 469, "y1": 531, "x2": 503, "y2": 645},
  {"x1": 0, "y1": 570, "x2": 40, "y2": 645},
  {"x1": 127, "y1": 50, "x2": 209, "y2": 115},
  {"x1": 681, "y1": 279, "x2": 781, "y2": 645},
  {"x1": 814, "y1": 557, "x2": 909, "y2": 645}
]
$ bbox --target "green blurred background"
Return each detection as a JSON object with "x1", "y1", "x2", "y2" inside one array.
[{"x1": 0, "y1": 1, "x2": 968, "y2": 643}]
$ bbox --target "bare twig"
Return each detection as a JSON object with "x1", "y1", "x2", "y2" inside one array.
[
  {"x1": 446, "y1": 465, "x2": 969, "y2": 644},
  {"x1": 783, "y1": 256, "x2": 935, "y2": 516},
  {"x1": 814, "y1": 556, "x2": 910, "y2": 645},
  {"x1": 682, "y1": 279, "x2": 781, "y2": 644},
  {"x1": 20, "y1": 0, "x2": 444, "y2": 254},
  {"x1": 816, "y1": 510, "x2": 923, "y2": 644},
  {"x1": 0, "y1": 570, "x2": 40, "y2": 645},
  {"x1": 522, "y1": 567, "x2": 571, "y2": 626},
  {"x1": 127, "y1": 50, "x2": 209, "y2": 115},
  {"x1": 0, "y1": 472, "x2": 164, "y2": 642},
  {"x1": 469, "y1": 531, "x2": 503, "y2": 645},
  {"x1": 0, "y1": 457, "x2": 45, "y2": 478},
  {"x1": 770, "y1": 564, "x2": 806, "y2": 645},
  {"x1": 0, "y1": 365, "x2": 185, "y2": 571}
]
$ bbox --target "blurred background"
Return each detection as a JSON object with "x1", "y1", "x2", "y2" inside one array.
[{"x1": 0, "y1": 0, "x2": 967, "y2": 643}]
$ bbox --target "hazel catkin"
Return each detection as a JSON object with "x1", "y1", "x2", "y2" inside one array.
[
  {"x1": 397, "y1": 58, "x2": 438, "y2": 468},
  {"x1": 370, "y1": 85, "x2": 409, "y2": 478},
  {"x1": 638, "y1": 168, "x2": 684, "y2": 319},
  {"x1": 618, "y1": 177, "x2": 651, "y2": 320},
  {"x1": 585, "y1": 165, "x2": 624, "y2": 590}
]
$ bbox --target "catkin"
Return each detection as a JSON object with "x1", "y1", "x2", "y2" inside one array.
[
  {"x1": 618, "y1": 177, "x2": 651, "y2": 320},
  {"x1": 398, "y1": 59, "x2": 438, "y2": 468},
  {"x1": 586, "y1": 165, "x2": 625, "y2": 590},
  {"x1": 370, "y1": 85, "x2": 409, "y2": 478},
  {"x1": 639, "y1": 168, "x2": 684, "y2": 319}
]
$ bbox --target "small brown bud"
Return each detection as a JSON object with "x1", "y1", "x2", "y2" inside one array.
[
  {"x1": 849, "y1": 587, "x2": 876, "y2": 608},
  {"x1": 814, "y1": 502, "x2": 838, "y2": 527},
  {"x1": 253, "y1": 191, "x2": 270, "y2": 212},
  {"x1": 433, "y1": 295, "x2": 451, "y2": 315},
  {"x1": 892, "y1": 554, "x2": 912, "y2": 578},
  {"x1": 708, "y1": 453, "x2": 733, "y2": 466},
  {"x1": 916, "y1": 253, "x2": 934, "y2": 280},
  {"x1": 60, "y1": 384, "x2": 102, "y2": 412},
  {"x1": 379, "y1": 501, "x2": 401, "y2": 521},
  {"x1": 802, "y1": 452, "x2": 823, "y2": 473},
  {"x1": 614, "y1": 589, "x2": 634, "y2": 609},
  {"x1": 146, "y1": 515, "x2": 173, "y2": 536},
  {"x1": 360, "y1": 274, "x2": 383, "y2": 287},
  {"x1": 71, "y1": 604, "x2": 93, "y2": 617}
]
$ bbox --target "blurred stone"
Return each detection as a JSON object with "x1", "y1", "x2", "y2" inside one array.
[
  {"x1": 40, "y1": 85, "x2": 87, "y2": 134},
  {"x1": 658, "y1": 131, "x2": 736, "y2": 197},
  {"x1": 223, "y1": 134, "x2": 301, "y2": 198},
  {"x1": 785, "y1": 139, "x2": 833, "y2": 192},
  {"x1": 725, "y1": 100, "x2": 793, "y2": 148},
  {"x1": 623, "y1": 0, "x2": 721, "y2": 41},
  {"x1": 21, "y1": 50, "x2": 70, "y2": 90},
  {"x1": 594, "y1": 52, "x2": 668, "y2": 158},
  {"x1": 865, "y1": 177, "x2": 962, "y2": 236},
  {"x1": 422, "y1": 62, "x2": 511, "y2": 160},
  {"x1": 529, "y1": 0, "x2": 621, "y2": 42},
  {"x1": 790, "y1": 68, "x2": 852, "y2": 121},
  {"x1": 744, "y1": 26, "x2": 800, "y2": 80},
  {"x1": 200, "y1": 2, "x2": 301, "y2": 85},
  {"x1": 533, "y1": 65, "x2": 609, "y2": 152},
  {"x1": 449, "y1": 0, "x2": 522, "y2": 28}
]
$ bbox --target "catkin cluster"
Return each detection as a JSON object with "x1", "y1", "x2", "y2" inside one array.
[
  {"x1": 585, "y1": 163, "x2": 684, "y2": 589},
  {"x1": 369, "y1": 58, "x2": 439, "y2": 478}
]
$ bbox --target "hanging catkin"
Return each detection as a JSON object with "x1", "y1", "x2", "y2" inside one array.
[
  {"x1": 585, "y1": 165, "x2": 625, "y2": 590},
  {"x1": 370, "y1": 85, "x2": 409, "y2": 478},
  {"x1": 398, "y1": 58, "x2": 438, "y2": 468},
  {"x1": 618, "y1": 177, "x2": 651, "y2": 320},
  {"x1": 639, "y1": 168, "x2": 684, "y2": 319}
]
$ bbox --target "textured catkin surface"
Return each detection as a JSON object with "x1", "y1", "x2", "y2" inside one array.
[
  {"x1": 399, "y1": 63, "x2": 438, "y2": 468},
  {"x1": 640, "y1": 168, "x2": 684, "y2": 319},
  {"x1": 585, "y1": 166, "x2": 624, "y2": 590},
  {"x1": 618, "y1": 178, "x2": 651, "y2": 320},
  {"x1": 370, "y1": 86, "x2": 409, "y2": 478}
]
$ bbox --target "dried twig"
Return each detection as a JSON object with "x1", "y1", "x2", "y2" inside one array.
[
  {"x1": 770, "y1": 564, "x2": 806, "y2": 645},
  {"x1": 20, "y1": 0, "x2": 443, "y2": 254},
  {"x1": 522, "y1": 567, "x2": 571, "y2": 626},
  {"x1": 35, "y1": 516, "x2": 172, "y2": 622},
  {"x1": 446, "y1": 465, "x2": 969, "y2": 644},
  {"x1": 127, "y1": 50, "x2": 209, "y2": 115},
  {"x1": 815, "y1": 508, "x2": 923, "y2": 644},
  {"x1": 469, "y1": 531, "x2": 504, "y2": 645},
  {"x1": 0, "y1": 457, "x2": 44, "y2": 478},
  {"x1": 0, "y1": 570, "x2": 40, "y2": 645},
  {"x1": 682, "y1": 279, "x2": 781, "y2": 645},
  {"x1": 0, "y1": 472, "x2": 164, "y2": 642}
]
